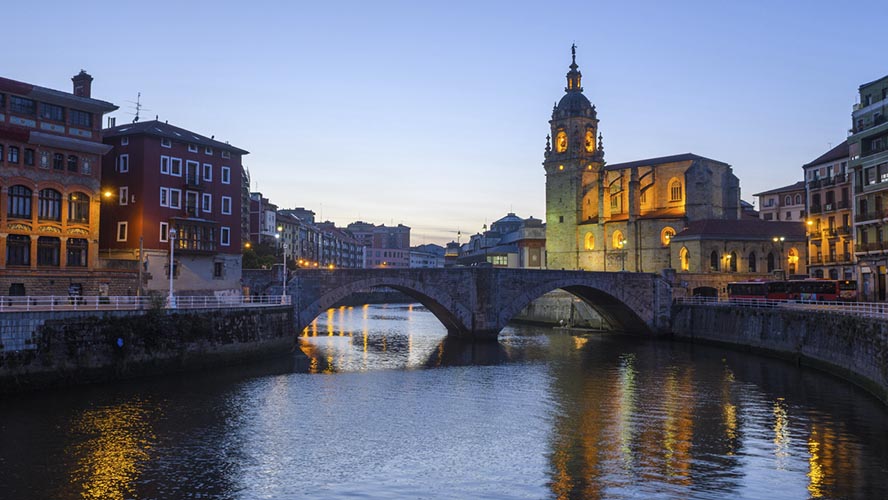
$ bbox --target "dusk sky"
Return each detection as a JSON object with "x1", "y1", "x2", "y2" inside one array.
[{"x1": 6, "y1": 1, "x2": 885, "y2": 245}]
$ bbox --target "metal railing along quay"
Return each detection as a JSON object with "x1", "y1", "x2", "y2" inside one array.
[
  {"x1": 0, "y1": 294, "x2": 291, "y2": 313},
  {"x1": 674, "y1": 296, "x2": 888, "y2": 319}
]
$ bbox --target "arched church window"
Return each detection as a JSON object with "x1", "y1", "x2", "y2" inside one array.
[
  {"x1": 584, "y1": 129, "x2": 595, "y2": 152},
  {"x1": 710, "y1": 250, "x2": 719, "y2": 272},
  {"x1": 767, "y1": 252, "x2": 776, "y2": 272},
  {"x1": 670, "y1": 179, "x2": 683, "y2": 202},
  {"x1": 661, "y1": 227, "x2": 675, "y2": 246},
  {"x1": 785, "y1": 195, "x2": 792, "y2": 206},
  {"x1": 555, "y1": 130, "x2": 567, "y2": 153},
  {"x1": 584, "y1": 232, "x2": 594, "y2": 250},
  {"x1": 679, "y1": 247, "x2": 690, "y2": 271},
  {"x1": 748, "y1": 251, "x2": 757, "y2": 272},
  {"x1": 795, "y1": 194, "x2": 802, "y2": 205},
  {"x1": 730, "y1": 251, "x2": 738, "y2": 272},
  {"x1": 612, "y1": 230, "x2": 625, "y2": 249}
]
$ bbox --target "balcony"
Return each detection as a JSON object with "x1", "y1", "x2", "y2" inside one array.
[
  {"x1": 811, "y1": 255, "x2": 823, "y2": 263},
  {"x1": 838, "y1": 200, "x2": 850, "y2": 210},
  {"x1": 810, "y1": 204, "x2": 822, "y2": 214},
  {"x1": 856, "y1": 241, "x2": 888, "y2": 253},
  {"x1": 824, "y1": 203, "x2": 835, "y2": 212},
  {"x1": 855, "y1": 210, "x2": 887, "y2": 223},
  {"x1": 184, "y1": 175, "x2": 204, "y2": 190},
  {"x1": 840, "y1": 253, "x2": 853, "y2": 262},
  {"x1": 838, "y1": 225, "x2": 852, "y2": 235},
  {"x1": 825, "y1": 255, "x2": 837, "y2": 264}
]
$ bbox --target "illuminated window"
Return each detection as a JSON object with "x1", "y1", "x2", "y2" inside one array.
[
  {"x1": 679, "y1": 247, "x2": 690, "y2": 271},
  {"x1": 661, "y1": 227, "x2": 675, "y2": 246},
  {"x1": 555, "y1": 130, "x2": 567, "y2": 153},
  {"x1": 670, "y1": 179, "x2": 683, "y2": 201},
  {"x1": 612, "y1": 230, "x2": 625, "y2": 249},
  {"x1": 584, "y1": 232, "x2": 594, "y2": 250}
]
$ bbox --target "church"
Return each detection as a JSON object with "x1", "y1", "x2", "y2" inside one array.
[{"x1": 544, "y1": 46, "x2": 803, "y2": 277}]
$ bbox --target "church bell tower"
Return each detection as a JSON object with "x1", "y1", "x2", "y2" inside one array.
[{"x1": 544, "y1": 45, "x2": 604, "y2": 269}]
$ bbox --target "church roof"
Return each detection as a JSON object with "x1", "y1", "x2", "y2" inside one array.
[
  {"x1": 605, "y1": 153, "x2": 728, "y2": 171},
  {"x1": 556, "y1": 92, "x2": 593, "y2": 114},
  {"x1": 672, "y1": 219, "x2": 805, "y2": 242}
]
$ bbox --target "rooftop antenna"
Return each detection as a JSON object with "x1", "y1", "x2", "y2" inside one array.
[{"x1": 127, "y1": 92, "x2": 150, "y2": 123}]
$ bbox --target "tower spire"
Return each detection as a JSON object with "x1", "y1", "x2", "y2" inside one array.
[{"x1": 565, "y1": 44, "x2": 583, "y2": 93}]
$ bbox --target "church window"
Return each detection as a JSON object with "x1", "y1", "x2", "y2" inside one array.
[
  {"x1": 679, "y1": 247, "x2": 690, "y2": 271},
  {"x1": 661, "y1": 227, "x2": 675, "y2": 246},
  {"x1": 612, "y1": 231, "x2": 625, "y2": 249},
  {"x1": 729, "y1": 251, "x2": 738, "y2": 272},
  {"x1": 710, "y1": 250, "x2": 719, "y2": 272},
  {"x1": 555, "y1": 130, "x2": 567, "y2": 153},
  {"x1": 670, "y1": 179, "x2": 683, "y2": 202},
  {"x1": 748, "y1": 252, "x2": 757, "y2": 272},
  {"x1": 610, "y1": 194, "x2": 620, "y2": 211},
  {"x1": 584, "y1": 130, "x2": 595, "y2": 152},
  {"x1": 584, "y1": 232, "x2": 594, "y2": 250}
]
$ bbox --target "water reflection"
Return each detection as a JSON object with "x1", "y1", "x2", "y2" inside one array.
[
  {"x1": 65, "y1": 400, "x2": 157, "y2": 500},
  {"x1": 1, "y1": 305, "x2": 887, "y2": 498}
]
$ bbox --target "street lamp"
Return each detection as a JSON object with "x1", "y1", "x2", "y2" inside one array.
[
  {"x1": 618, "y1": 238, "x2": 628, "y2": 271},
  {"x1": 281, "y1": 242, "x2": 288, "y2": 301},
  {"x1": 168, "y1": 227, "x2": 177, "y2": 308},
  {"x1": 773, "y1": 236, "x2": 786, "y2": 276}
]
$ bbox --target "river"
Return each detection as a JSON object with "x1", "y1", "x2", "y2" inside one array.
[{"x1": 1, "y1": 303, "x2": 887, "y2": 499}]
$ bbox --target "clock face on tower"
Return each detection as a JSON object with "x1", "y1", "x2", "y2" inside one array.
[
  {"x1": 585, "y1": 130, "x2": 595, "y2": 152},
  {"x1": 556, "y1": 131, "x2": 567, "y2": 153}
]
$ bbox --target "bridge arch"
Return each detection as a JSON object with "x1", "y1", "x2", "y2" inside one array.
[
  {"x1": 495, "y1": 277, "x2": 652, "y2": 334},
  {"x1": 296, "y1": 276, "x2": 472, "y2": 336}
]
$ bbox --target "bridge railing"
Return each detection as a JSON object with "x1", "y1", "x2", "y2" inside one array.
[
  {"x1": 0, "y1": 294, "x2": 291, "y2": 313},
  {"x1": 674, "y1": 296, "x2": 888, "y2": 319}
]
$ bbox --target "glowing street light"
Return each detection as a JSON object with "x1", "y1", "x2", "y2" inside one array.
[
  {"x1": 168, "y1": 227, "x2": 177, "y2": 308},
  {"x1": 618, "y1": 238, "x2": 628, "y2": 271}
]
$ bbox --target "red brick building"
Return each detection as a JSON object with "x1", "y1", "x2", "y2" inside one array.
[
  {"x1": 101, "y1": 120, "x2": 248, "y2": 296},
  {"x1": 0, "y1": 71, "x2": 126, "y2": 297}
]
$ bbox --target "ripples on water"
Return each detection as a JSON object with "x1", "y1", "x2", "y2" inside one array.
[{"x1": 0, "y1": 303, "x2": 886, "y2": 499}]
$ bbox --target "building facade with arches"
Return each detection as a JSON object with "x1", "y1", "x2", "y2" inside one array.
[{"x1": 544, "y1": 47, "x2": 741, "y2": 272}]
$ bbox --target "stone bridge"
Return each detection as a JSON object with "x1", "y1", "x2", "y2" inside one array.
[{"x1": 287, "y1": 268, "x2": 672, "y2": 340}]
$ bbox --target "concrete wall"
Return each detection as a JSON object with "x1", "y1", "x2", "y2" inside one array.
[
  {"x1": 671, "y1": 304, "x2": 888, "y2": 404},
  {"x1": 0, "y1": 305, "x2": 296, "y2": 392}
]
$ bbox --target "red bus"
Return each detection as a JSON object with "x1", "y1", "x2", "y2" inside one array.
[
  {"x1": 788, "y1": 280, "x2": 858, "y2": 301},
  {"x1": 726, "y1": 281, "x2": 791, "y2": 301}
]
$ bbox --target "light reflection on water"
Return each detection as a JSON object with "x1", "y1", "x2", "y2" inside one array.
[{"x1": 0, "y1": 304, "x2": 886, "y2": 499}]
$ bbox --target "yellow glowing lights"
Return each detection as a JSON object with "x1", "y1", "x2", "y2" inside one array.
[
  {"x1": 555, "y1": 131, "x2": 567, "y2": 152},
  {"x1": 558, "y1": 165, "x2": 564, "y2": 171},
  {"x1": 102, "y1": 190, "x2": 113, "y2": 198}
]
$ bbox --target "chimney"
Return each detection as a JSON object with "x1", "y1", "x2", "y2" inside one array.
[{"x1": 72, "y1": 70, "x2": 93, "y2": 98}]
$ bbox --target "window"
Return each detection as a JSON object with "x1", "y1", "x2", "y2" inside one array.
[
  {"x1": 710, "y1": 251, "x2": 719, "y2": 271},
  {"x1": 40, "y1": 103, "x2": 64, "y2": 121},
  {"x1": 69, "y1": 109, "x2": 91, "y2": 127},
  {"x1": 188, "y1": 144, "x2": 198, "y2": 153},
  {"x1": 160, "y1": 155, "x2": 170, "y2": 174},
  {"x1": 6, "y1": 235, "x2": 30, "y2": 266},
  {"x1": 37, "y1": 236, "x2": 60, "y2": 267},
  {"x1": 785, "y1": 212, "x2": 792, "y2": 220},
  {"x1": 117, "y1": 221, "x2": 128, "y2": 242},
  {"x1": 161, "y1": 138, "x2": 172, "y2": 148},
  {"x1": 160, "y1": 187, "x2": 169, "y2": 207},
  {"x1": 119, "y1": 186, "x2": 128, "y2": 206},
  {"x1": 185, "y1": 191, "x2": 199, "y2": 217},
  {"x1": 558, "y1": 215, "x2": 564, "y2": 223},
  {"x1": 7, "y1": 185, "x2": 32, "y2": 218},
  {"x1": 767, "y1": 252, "x2": 776, "y2": 272},
  {"x1": 204, "y1": 146, "x2": 212, "y2": 155},
  {"x1": 0, "y1": 144, "x2": 3, "y2": 162},
  {"x1": 38, "y1": 188, "x2": 61, "y2": 221},
  {"x1": 67, "y1": 155, "x2": 78, "y2": 172},
  {"x1": 729, "y1": 251, "x2": 738, "y2": 272},
  {"x1": 612, "y1": 231, "x2": 625, "y2": 249},
  {"x1": 169, "y1": 188, "x2": 182, "y2": 209},
  {"x1": 584, "y1": 232, "x2": 594, "y2": 250},
  {"x1": 221, "y1": 150, "x2": 231, "y2": 159},
  {"x1": 202, "y1": 193, "x2": 212, "y2": 213},
  {"x1": 10, "y1": 96, "x2": 36, "y2": 115},
  {"x1": 53, "y1": 153, "x2": 64, "y2": 170},
  {"x1": 221, "y1": 226, "x2": 231, "y2": 246},
  {"x1": 7, "y1": 146, "x2": 19, "y2": 163},
  {"x1": 68, "y1": 193, "x2": 89, "y2": 223},
  {"x1": 214, "y1": 262, "x2": 224, "y2": 278},
  {"x1": 670, "y1": 179, "x2": 683, "y2": 201},
  {"x1": 610, "y1": 194, "x2": 620, "y2": 210},
  {"x1": 117, "y1": 154, "x2": 128, "y2": 173},
  {"x1": 66, "y1": 238, "x2": 88, "y2": 267},
  {"x1": 24, "y1": 148, "x2": 34, "y2": 166},
  {"x1": 160, "y1": 222, "x2": 169, "y2": 242},
  {"x1": 121, "y1": 137, "x2": 129, "y2": 146},
  {"x1": 202, "y1": 163, "x2": 212, "y2": 181},
  {"x1": 170, "y1": 157, "x2": 182, "y2": 176},
  {"x1": 661, "y1": 227, "x2": 675, "y2": 246},
  {"x1": 185, "y1": 160, "x2": 200, "y2": 184},
  {"x1": 748, "y1": 252, "x2": 757, "y2": 273},
  {"x1": 795, "y1": 194, "x2": 801, "y2": 205},
  {"x1": 784, "y1": 195, "x2": 791, "y2": 206},
  {"x1": 221, "y1": 166, "x2": 231, "y2": 184},
  {"x1": 680, "y1": 247, "x2": 690, "y2": 271},
  {"x1": 221, "y1": 196, "x2": 232, "y2": 215}
]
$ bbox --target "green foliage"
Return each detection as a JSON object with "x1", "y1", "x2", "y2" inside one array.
[{"x1": 243, "y1": 242, "x2": 279, "y2": 269}]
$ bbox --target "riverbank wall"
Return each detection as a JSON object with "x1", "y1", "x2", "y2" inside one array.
[
  {"x1": 0, "y1": 306, "x2": 297, "y2": 393},
  {"x1": 671, "y1": 304, "x2": 888, "y2": 404}
]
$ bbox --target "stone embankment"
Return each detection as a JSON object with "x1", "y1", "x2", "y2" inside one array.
[
  {"x1": 0, "y1": 306, "x2": 298, "y2": 393},
  {"x1": 671, "y1": 304, "x2": 888, "y2": 404}
]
